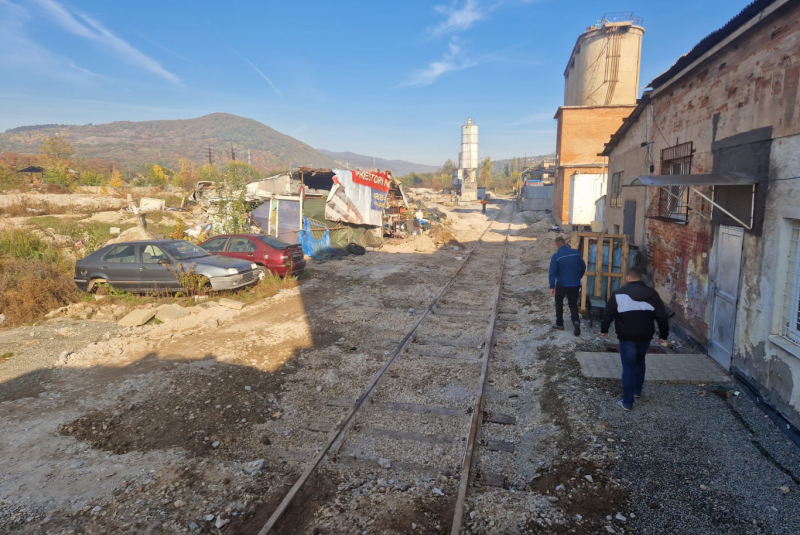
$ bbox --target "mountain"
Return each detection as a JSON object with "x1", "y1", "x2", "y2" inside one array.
[
  {"x1": 0, "y1": 113, "x2": 337, "y2": 173},
  {"x1": 317, "y1": 149, "x2": 439, "y2": 177}
]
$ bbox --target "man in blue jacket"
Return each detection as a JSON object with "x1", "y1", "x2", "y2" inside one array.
[{"x1": 549, "y1": 236, "x2": 586, "y2": 336}]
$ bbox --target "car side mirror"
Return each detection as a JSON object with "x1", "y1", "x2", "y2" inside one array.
[{"x1": 158, "y1": 259, "x2": 171, "y2": 265}]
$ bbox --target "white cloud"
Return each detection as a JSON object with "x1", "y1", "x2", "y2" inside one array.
[
  {"x1": 30, "y1": 0, "x2": 180, "y2": 84},
  {"x1": 432, "y1": 0, "x2": 487, "y2": 36},
  {"x1": 240, "y1": 57, "x2": 281, "y2": 96},
  {"x1": 399, "y1": 39, "x2": 476, "y2": 87},
  {"x1": 0, "y1": 0, "x2": 98, "y2": 81}
]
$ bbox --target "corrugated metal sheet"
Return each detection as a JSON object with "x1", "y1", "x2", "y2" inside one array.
[{"x1": 522, "y1": 184, "x2": 554, "y2": 211}]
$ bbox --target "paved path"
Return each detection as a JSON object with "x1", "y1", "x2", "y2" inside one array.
[{"x1": 576, "y1": 351, "x2": 731, "y2": 384}]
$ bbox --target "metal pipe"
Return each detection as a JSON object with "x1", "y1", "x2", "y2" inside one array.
[{"x1": 691, "y1": 187, "x2": 752, "y2": 229}]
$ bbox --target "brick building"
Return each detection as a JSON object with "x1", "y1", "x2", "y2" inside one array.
[
  {"x1": 553, "y1": 15, "x2": 643, "y2": 225},
  {"x1": 602, "y1": 0, "x2": 800, "y2": 426}
]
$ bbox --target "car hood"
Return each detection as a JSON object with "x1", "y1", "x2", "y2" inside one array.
[{"x1": 190, "y1": 255, "x2": 253, "y2": 271}]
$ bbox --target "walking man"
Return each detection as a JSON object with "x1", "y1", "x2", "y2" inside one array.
[
  {"x1": 481, "y1": 198, "x2": 488, "y2": 214},
  {"x1": 549, "y1": 236, "x2": 586, "y2": 336},
  {"x1": 600, "y1": 266, "x2": 669, "y2": 411}
]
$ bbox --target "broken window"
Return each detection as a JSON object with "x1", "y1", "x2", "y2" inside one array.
[
  {"x1": 609, "y1": 171, "x2": 623, "y2": 208},
  {"x1": 646, "y1": 142, "x2": 693, "y2": 223},
  {"x1": 781, "y1": 219, "x2": 800, "y2": 344}
]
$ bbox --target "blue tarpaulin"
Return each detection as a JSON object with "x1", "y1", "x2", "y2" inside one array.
[{"x1": 298, "y1": 217, "x2": 333, "y2": 259}]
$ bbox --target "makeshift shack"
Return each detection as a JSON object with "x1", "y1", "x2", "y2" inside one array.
[{"x1": 192, "y1": 167, "x2": 409, "y2": 257}]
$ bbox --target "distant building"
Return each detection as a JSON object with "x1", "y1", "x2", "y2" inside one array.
[{"x1": 553, "y1": 13, "x2": 644, "y2": 225}]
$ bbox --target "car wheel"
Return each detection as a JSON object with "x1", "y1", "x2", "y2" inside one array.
[{"x1": 257, "y1": 266, "x2": 270, "y2": 280}]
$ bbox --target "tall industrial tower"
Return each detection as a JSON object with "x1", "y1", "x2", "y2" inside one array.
[{"x1": 453, "y1": 118, "x2": 479, "y2": 200}]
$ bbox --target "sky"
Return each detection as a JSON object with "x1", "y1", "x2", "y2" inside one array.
[{"x1": 0, "y1": 0, "x2": 748, "y2": 166}]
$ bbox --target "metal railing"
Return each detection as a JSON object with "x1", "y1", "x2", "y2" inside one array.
[{"x1": 598, "y1": 12, "x2": 643, "y2": 27}]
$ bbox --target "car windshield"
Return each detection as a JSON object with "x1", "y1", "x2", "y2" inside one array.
[
  {"x1": 256, "y1": 235, "x2": 292, "y2": 249},
  {"x1": 161, "y1": 241, "x2": 211, "y2": 260}
]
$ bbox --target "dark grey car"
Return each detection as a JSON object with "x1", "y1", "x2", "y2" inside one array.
[{"x1": 73, "y1": 240, "x2": 259, "y2": 293}]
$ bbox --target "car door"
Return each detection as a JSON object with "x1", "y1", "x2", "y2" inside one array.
[
  {"x1": 100, "y1": 244, "x2": 139, "y2": 290},
  {"x1": 138, "y1": 244, "x2": 181, "y2": 292},
  {"x1": 225, "y1": 237, "x2": 258, "y2": 262},
  {"x1": 202, "y1": 236, "x2": 229, "y2": 254}
]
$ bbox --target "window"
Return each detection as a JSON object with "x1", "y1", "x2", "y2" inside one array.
[
  {"x1": 780, "y1": 219, "x2": 800, "y2": 344},
  {"x1": 103, "y1": 244, "x2": 136, "y2": 263},
  {"x1": 646, "y1": 141, "x2": 693, "y2": 223},
  {"x1": 609, "y1": 171, "x2": 623, "y2": 208},
  {"x1": 141, "y1": 245, "x2": 166, "y2": 264},
  {"x1": 203, "y1": 237, "x2": 228, "y2": 252},
  {"x1": 161, "y1": 241, "x2": 210, "y2": 260},
  {"x1": 228, "y1": 238, "x2": 256, "y2": 253},
  {"x1": 257, "y1": 235, "x2": 291, "y2": 250}
]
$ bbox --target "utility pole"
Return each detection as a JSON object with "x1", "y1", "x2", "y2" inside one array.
[
  {"x1": 247, "y1": 149, "x2": 252, "y2": 166},
  {"x1": 230, "y1": 144, "x2": 236, "y2": 161},
  {"x1": 207, "y1": 143, "x2": 213, "y2": 166}
]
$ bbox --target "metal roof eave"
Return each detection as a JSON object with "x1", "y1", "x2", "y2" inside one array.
[{"x1": 624, "y1": 173, "x2": 759, "y2": 187}]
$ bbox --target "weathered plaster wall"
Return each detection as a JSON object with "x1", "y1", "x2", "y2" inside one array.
[
  {"x1": 734, "y1": 134, "x2": 800, "y2": 428},
  {"x1": 603, "y1": 112, "x2": 649, "y2": 247}
]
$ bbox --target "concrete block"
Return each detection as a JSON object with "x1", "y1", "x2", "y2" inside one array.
[
  {"x1": 155, "y1": 304, "x2": 191, "y2": 323},
  {"x1": 218, "y1": 298, "x2": 245, "y2": 310},
  {"x1": 117, "y1": 308, "x2": 157, "y2": 327},
  {"x1": 197, "y1": 301, "x2": 220, "y2": 309},
  {"x1": 139, "y1": 197, "x2": 166, "y2": 211}
]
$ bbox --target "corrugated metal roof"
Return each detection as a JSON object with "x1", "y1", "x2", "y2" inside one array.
[
  {"x1": 626, "y1": 173, "x2": 759, "y2": 187},
  {"x1": 647, "y1": 0, "x2": 781, "y2": 90}
]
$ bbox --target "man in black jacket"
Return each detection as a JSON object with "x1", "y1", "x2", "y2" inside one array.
[{"x1": 600, "y1": 267, "x2": 669, "y2": 411}]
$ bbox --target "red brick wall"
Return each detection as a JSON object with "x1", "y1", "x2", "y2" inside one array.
[{"x1": 645, "y1": 188, "x2": 713, "y2": 344}]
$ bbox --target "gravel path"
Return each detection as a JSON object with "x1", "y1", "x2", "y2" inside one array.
[{"x1": 582, "y1": 380, "x2": 800, "y2": 534}]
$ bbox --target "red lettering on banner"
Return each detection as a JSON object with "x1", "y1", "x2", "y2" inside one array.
[{"x1": 352, "y1": 170, "x2": 391, "y2": 192}]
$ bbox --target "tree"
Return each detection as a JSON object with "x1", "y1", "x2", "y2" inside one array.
[
  {"x1": 199, "y1": 164, "x2": 224, "y2": 183},
  {"x1": 108, "y1": 166, "x2": 124, "y2": 188},
  {"x1": 479, "y1": 157, "x2": 494, "y2": 189},
  {"x1": 173, "y1": 158, "x2": 198, "y2": 189},
  {"x1": 226, "y1": 161, "x2": 261, "y2": 183},
  {"x1": 148, "y1": 164, "x2": 169, "y2": 187},
  {"x1": 39, "y1": 136, "x2": 74, "y2": 167}
]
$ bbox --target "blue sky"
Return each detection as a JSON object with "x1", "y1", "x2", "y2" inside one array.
[{"x1": 1, "y1": 0, "x2": 746, "y2": 166}]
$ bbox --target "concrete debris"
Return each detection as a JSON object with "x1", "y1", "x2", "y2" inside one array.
[
  {"x1": 378, "y1": 458, "x2": 392, "y2": 469},
  {"x1": 615, "y1": 513, "x2": 626, "y2": 522},
  {"x1": 154, "y1": 304, "x2": 191, "y2": 323},
  {"x1": 585, "y1": 475, "x2": 594, "y2": 483},
  {"x1": 139, "y1": 197, "x2": 166, "y2": 211},
  {"x1": 117, "y1": 309, "x2": 157, "y2": 327},
  {"x1": 218, "y1": 298, "x2": 245, "y2": 310},
  {"x1": 244, "y1": 459, "x2": 265, "y2": 475},
  {"x1": 0, "y1": 314, "x2": 6, "y2": 325}
]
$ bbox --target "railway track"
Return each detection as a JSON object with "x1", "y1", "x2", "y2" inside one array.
[{"x1": 260, "y1": 202, "x2": 517, "y2": 534}]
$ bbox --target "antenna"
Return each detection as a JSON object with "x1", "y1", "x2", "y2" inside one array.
[{"x1": 207, "y1": 143, "x2": 213, "y2": 166}]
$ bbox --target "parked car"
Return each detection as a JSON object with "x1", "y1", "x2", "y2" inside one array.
[
  {"x1": 200, "y1": 234, "x2": 306, "y2": 277},
  {"x1": 73, "y1": 240, "x2": 260, "y2": 293}
]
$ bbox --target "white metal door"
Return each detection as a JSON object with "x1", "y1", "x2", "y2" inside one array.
[
  {"x1": 569, "y1": 173, "x2": 604, "y2": 225},
  {"x1": 708, "y1": 225, "x2": 744, "y2": 370}
]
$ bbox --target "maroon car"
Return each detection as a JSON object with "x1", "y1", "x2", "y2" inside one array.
[{"x1": 200, "y1": 234, "x2": 306, "y2": 277}]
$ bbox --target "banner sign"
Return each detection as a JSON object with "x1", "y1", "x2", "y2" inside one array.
[{"x1": 326, "y1": 170, "x2": 391, "y2": 226}]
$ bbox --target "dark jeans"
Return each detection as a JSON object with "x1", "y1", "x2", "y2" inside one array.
[
  {"x1": 554, "y1": 285, "x2": 580, "y2": 326},
  {"x1": 619, "y1": 340, "x2": 650, "y2": 408},
  {"x1": 482, "y1": 204, "x2": 487, "y2": 213}
]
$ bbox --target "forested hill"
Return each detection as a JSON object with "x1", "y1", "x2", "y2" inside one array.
[{"x1": 0, "y1": 113, "x2": 337, "y2": 174}]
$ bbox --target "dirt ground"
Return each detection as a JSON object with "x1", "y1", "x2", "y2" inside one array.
[{"x1": 1, "y1": 197, "x2": 799, "y2": 535}]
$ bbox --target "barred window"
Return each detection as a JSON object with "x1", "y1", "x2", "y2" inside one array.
[
  {"x1": 780, "y1": 219, "x2": 800, "y2": 344},
  {"x1": 646, "y1": 141, "x2": 693, "y2": 223},
  {"x1": 609, "y1": 171, "x2": 623, "y2": 208}
]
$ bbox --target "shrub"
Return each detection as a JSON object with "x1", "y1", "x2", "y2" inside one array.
[{"x1": 0, "y1": 258, "x2": 79, "y2": 326}]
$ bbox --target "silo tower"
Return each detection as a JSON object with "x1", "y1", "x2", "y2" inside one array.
[{"x1": 453, "y1": 117, "x2": 479, "y2": 200}]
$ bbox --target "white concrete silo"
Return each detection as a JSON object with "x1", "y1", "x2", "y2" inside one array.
[{"x1": 453, "y1": 118, "x2": 479, "y2": 200}]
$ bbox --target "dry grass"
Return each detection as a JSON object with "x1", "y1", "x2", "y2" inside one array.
[
  {"x1": 0, "y1": 258, "x2": 79, "y2": 326},
  {"x1": 0, "y1": 199, "x2": 73, "y2": 217}
]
